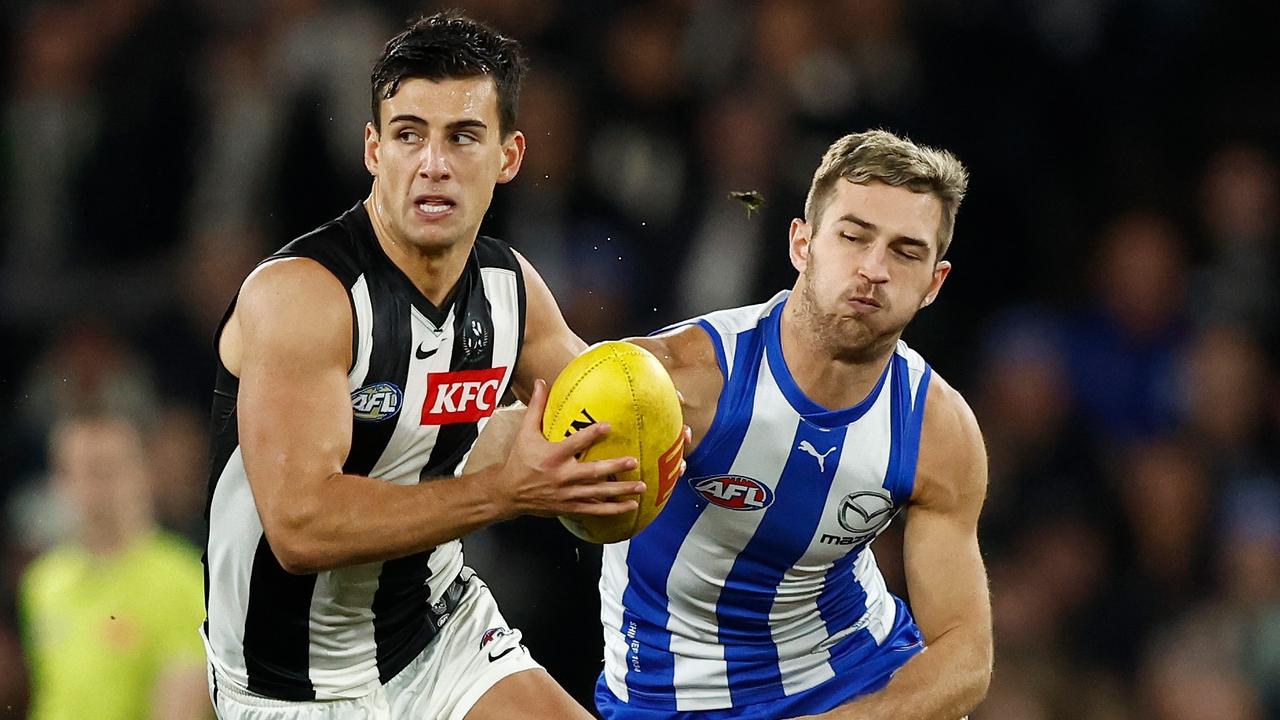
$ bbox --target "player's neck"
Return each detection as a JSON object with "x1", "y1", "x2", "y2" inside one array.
[
  {"x1": 364, "y1": 196, "x2": 473, "y2": 307},
  {"x1": 778, "y1": 303, "x2": 897, "y2": 411}
]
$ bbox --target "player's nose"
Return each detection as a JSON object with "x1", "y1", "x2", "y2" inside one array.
[
  {"x1": 418, "y1": 139, "x2": 452, "y2": 181},
  {"x1": 858, "y1": 244, "x2": 891, "y2": 283}
]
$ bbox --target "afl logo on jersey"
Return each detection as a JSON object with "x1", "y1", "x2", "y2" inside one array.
[
  {"x1": 836, "y1": 490, "x2": 895, "y2": 540},
  {"x1": 351, "y1": 382, "x2": 403, "y2": 422},
  {"x1": 690, "y1": 475, "x2": 774, "y2": 511}
]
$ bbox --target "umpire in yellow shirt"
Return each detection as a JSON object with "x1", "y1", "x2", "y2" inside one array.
[{"x1": 19, "y1": 413, "x2": 209, "y2": 720}]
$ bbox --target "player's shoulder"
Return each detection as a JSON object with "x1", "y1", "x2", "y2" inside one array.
[
  {"x1": 270, "y1": 204, "x2": 369, "y2": 285},
  {"x1": 238, "y1": 256, "x2": 351, "y2": 328},
  {"x1": 638, "y1": 292, "x2": 789, "y2": 374},
  {"x1": 474, "y1": 234, "x2": 521, "y2": 271},
  {"x1": 629, "y1": 324, "x2": 716, "y2": 375},
  {"x1": 914, "y1": 367, "x2": 986, "y2": 507}
]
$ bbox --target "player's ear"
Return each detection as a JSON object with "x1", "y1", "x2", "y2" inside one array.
[
  {"x1": 920, "y1": 259, "x2": 951, "y2": 308},
  {"x1": 497, "y1": 130, "x2": 525, "y2": 184},
  {"x1": 364, "y1": 122, "x2": 380, "y2": 176},
  {"x1": 789, "y1": 218, "x2": 812, "y2": 273}
]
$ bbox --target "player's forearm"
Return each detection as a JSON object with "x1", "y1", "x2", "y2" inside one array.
[
  {"x1": 815, "y1": 626, "x2": 991, "y2": 720},
  {"x1": 264, "y1": 466, "x2": 509, "y2": 574}
]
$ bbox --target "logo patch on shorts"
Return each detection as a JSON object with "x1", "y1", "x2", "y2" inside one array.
[
  {"x1": 479, "y1": 626, "x2": 513, "y2": 651},
  {"x1": 351, "y1": 382, "x2": 402, "y2": 422}
]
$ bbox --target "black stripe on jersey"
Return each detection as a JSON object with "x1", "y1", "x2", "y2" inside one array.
[
  {"x1": 372, "y1": 249, "x2": 502, "y2": 683},
  {"x1": 342, "y1": 277, "x2": 412, "y2": 476},
  {"x1": 242, "y1": 537, "x2": 317, "y2": 699}
]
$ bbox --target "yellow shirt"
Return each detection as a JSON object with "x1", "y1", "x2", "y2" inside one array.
[{"x1": 19, "y1": 532, "x2": 206, "y2": 720}]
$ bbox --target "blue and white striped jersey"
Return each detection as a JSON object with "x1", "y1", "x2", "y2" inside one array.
[{"x1": 598, "y1": 291, "x2": 931, "y2": 715}]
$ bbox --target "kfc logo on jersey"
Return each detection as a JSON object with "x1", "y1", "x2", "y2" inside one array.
[
  {"x1": 421, "y1": 367, "x2": 507, "y2": 424},
  {"x1": 690, "y1": 475, "x2": 774, "y2": 511}
]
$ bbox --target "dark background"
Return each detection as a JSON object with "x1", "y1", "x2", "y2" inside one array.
[{"x1": 2, "y1": 0, "x2": 1278, "y2": 717}]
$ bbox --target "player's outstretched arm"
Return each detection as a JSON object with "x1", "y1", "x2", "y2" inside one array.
[
  {"x1": 232, "y1": 259, "x2": 642, "y2": 574},
  {"x1": 626, "y1": 326, "x2": 722, "y2": 453},
  {"x1": 794, "y1": 375, "x2": 992, "y2": 720}
]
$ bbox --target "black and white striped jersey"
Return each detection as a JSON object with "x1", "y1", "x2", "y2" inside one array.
[{"x1": 202, "y1": 203, "x2": 526, "y2": 701}]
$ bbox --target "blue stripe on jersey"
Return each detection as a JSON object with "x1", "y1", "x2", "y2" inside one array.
[
  {"x1": 717, "y1": 421, "x2": 849, "y2": 706},
  {"x1": 822, "y1": 595, "x2": 923, "y2": 695},
  {"x1": 883, "y1": 355, "x2": 911, "y2": 505},
  {"x1": 762, "y1": 299, "x2": 889, "y2": 428},
  {"x1": 815, "y1": 547, "x2": 869, "y2": 652},
  {"x1": 622, "y1": 323, "x2": 768, "y2": 705},
  {"x1": 897, "y1": 365, "x2": 932, "y2": 502},
  {"x1": 698, "y1": 319, "x2": 728, "y2": 378}
]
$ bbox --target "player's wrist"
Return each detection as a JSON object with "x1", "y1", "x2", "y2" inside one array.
[{"x1": 470, "y1": 463, "x2": 523, "y2": 523}]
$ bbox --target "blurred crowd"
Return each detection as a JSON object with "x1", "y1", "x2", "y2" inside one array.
[{"x1": 1, "y1": 0, "x2": 1278, "y2": 718}]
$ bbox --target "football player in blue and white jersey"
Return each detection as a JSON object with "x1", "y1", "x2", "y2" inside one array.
[
  {"x1": 470, "y1": 129, "x2": 990, "y2": 719},
  {"x1": 598, "y1": 129, "x2": 991, "y2": 720}
]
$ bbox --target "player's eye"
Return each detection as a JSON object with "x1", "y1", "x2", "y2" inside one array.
[
  {"x1": 840, "y1": 234, "x2": 863, "y2": 244},
  {"x1": 895, "y1": 248, "x2": 922, "y2": 261},
  {"x1": 398, "y1": 129, "x2": 422, "y2": 143},
  {"x1": 452, "y1": 132, "x2": 478, "y2": 145}
]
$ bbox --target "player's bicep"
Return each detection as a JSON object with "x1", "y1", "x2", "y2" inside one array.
[
  {"x1": 235, "y1": 259, "x2": 354, "y2": 533},
  {"x1": 511, "y1": 249, "x2": 586, "y2": 402},
  {"x1": 902, "y1": 382, "x2": 991, "y2": 646},
  {"x1": 627, "y1": 329, "x2": 722, "y2": 452}
]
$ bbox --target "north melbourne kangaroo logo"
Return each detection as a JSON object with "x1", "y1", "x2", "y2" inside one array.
[{"x1": 798, "y1": 440, "x2": 836, "y2": 472}]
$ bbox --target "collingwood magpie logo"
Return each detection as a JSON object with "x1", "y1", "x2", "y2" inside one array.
[
  {"x1": 462, "y1": 317, "x2": 489, "y2": 358},
  {"x1": 837, "y1": 490, "x2": 895, "y2": 539}
]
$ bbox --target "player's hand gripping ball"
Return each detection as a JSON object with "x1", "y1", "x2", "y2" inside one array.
[{"x1": 542, "y1": 341, "x2": 685, "y2": 544}]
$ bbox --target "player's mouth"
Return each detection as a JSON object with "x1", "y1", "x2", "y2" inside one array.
[
  {"x1": 412, "y1": 194, "x2": 456, "y2": 221},
  {"x1": 846, "y1": 294, "x2": 882, "y2": 313}
]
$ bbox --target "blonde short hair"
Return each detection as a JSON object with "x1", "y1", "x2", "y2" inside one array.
[{"x1": 804, "y1": 129, "x2": 969, "y2": 258}]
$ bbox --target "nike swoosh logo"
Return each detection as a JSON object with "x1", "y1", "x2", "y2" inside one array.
[
  {"x1": 415, "y1": 343, "x2": 438, "y2": 360},
  {"x1": 488, "y1": 646, "x2": 517, "y2": 663}
]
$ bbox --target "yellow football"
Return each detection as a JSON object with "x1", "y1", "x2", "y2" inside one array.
[{"x1": 542, "y1": 341, "x2": 684, "y2": 544}]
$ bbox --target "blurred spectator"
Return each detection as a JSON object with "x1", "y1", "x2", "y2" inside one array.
[
  {"x1": 145, "y1": 405, "x2": 213, "y2": 544},
  {"x1": 1197, "y1": 144, "x2": 1280, "y2": 349},
  {"x1": 18, "y1": 414, "x2": 208, "y2": 720},
  {"x1": 1064, "y1": 211, "x2": 1191, "y2": 443},
  {"x1": 1179, "y1": 323, "x2": 1275, "y2": 475},
  {"x1": 973, "y1": 309, "x2": 1108, "y2": 545}
]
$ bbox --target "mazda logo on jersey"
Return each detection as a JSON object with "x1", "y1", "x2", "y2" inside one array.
[
  {"x1": 690, "y1": 475, "x2": 774, "y2": 511},
  {"x1": 421, "y1": 367, "x2": 507, "y2": 425},
  {"x1": 351, "y1": 382, "x2": 403, "y2": 422},
  {"x1": 836, "y1": 490, "x2": 895, "y2": 540}
]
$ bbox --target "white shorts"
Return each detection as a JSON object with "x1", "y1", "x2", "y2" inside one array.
[{"x1": 209, "y1": 568, "x2": 542, "y2": 720}]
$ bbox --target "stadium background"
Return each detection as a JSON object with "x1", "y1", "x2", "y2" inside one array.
[{"x1": 1, "y1": 0, "x2": 1278, "y2": 717}]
